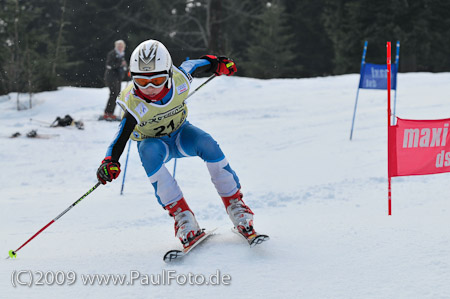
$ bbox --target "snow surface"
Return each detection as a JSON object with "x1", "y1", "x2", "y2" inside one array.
[{"x1": 1, "y1": 73, "x2": 450, "y2": 298}]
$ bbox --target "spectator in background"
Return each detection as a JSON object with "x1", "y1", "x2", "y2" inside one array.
[{"x1": 102, "y1": 40, "x2": 128, "y2": 120}]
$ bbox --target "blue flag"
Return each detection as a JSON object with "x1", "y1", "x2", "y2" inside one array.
[{"x1": 359, "y1": 63, "x2": 397, "y2": 90}]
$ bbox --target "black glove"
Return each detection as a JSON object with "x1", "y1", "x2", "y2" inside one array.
[
  {"x1": 97, "y1": 157, "x2": 121, "y2": 184},
  {"x1": 201, "y1": 55, "x2": 237, "y2": 76}
]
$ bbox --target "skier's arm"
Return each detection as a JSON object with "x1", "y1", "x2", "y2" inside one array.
[
  {"x1": 179, "y1": 56, "x2": 237, "y2": 78},
  {"x1": 105, "y1": 111, "x2": 137, "y2": 161},
  {"x1": 97, "y1": 111, "x2": 137, "y2": 184},
  {"x1": 179, "y1": 59, "x2": 212, "y2": 77}
]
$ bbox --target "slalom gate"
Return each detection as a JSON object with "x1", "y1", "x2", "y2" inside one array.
[
  {"x1": 350, "y1": 40, "x2": 400, "y2": 140},
  {"x1": 386, "y1": 41, "x2": 450, "y2": 215}
]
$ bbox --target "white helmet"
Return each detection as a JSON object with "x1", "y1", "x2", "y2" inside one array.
[{"x1": 129, "y1": 39, "x2": 173, "y2": 88}]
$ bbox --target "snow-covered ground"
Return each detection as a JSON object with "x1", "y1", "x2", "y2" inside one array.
[{"x1": 1, "y1": 73, "x2": 450, "y2": 298}]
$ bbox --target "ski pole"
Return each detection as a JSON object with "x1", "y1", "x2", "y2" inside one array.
[
  {"x1": 120, "y1": 139, "x2": 132, "y2": 195},
  {"x1": 6, "y1": 182, "x2": 101, "y2": 259},
  {"x1": 29, "y1": 118, "x2": 52, "y2": 125},
  {"x1": 185, "y1": 73, "x2": 216, "y2": 101},
  {"x1": 184, "y1": 61, "x2": 233, "y2": 101}
]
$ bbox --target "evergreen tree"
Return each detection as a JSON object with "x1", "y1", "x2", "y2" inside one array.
[
  {"x1": 322, "y1": 0, "x2": 358, "y2": 74},
  {"x1": 285, "y1": 0, "x2": 333, "y2": 77},
  {"x1": 0, "y1": 0, "x2": 70, "y2": 94},
  {"x1": 322, "y1": 0, "x2": 450, "y2": 73},
  {"x1": 2, "y1": 0, "x2": 450, "y2": 95},
  {"x1": 245, "y1": 1, "x2": 297, "y2": 78},
  {"x1": 428, "y1": 0, "x2": 450, "y2": 72}
]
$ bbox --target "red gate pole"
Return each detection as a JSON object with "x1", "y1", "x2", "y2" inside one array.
[{"x1": 387, "y1": 42, "x2": 392, "y2": 215}]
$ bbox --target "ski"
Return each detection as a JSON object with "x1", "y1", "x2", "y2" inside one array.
[
  {"x1": 163, "y1": 228, "x2": 217, "y2": 263},
  {"x1": 232, "y1": 228, "x2": 270, "y2": 247},
  {"x1": 8, "y1": 130, "x2": 59, "y2": 139}
]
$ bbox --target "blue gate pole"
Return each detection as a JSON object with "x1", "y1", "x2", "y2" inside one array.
[
  {"x1": 120, "y1": 139, "x2": 132, "y2": 195},
  {"x1": 350, "y1": 40, "x2": 368, "y2": 140},
  {"x1": 392, "y1": 40, "x2": 400, "y2": 125}
]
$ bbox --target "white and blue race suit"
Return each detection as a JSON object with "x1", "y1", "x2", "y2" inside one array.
[{"x1": 104, "y1": 59, "x2": 241, "y2": 206}]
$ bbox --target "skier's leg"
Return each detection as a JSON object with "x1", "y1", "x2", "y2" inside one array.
[
  {"x1": 137, "y1": 138, "x2": 182, "y2": 206},
  {"x1": 177, "y1": 123, "x2": 240, "y2": 196},
  {"x1": 104, "y1": 80, "x2": 119, "y2": 115},
  {"x1": 110, "y1": 79, "x2": 121, "y2": 114},
  {"x1": 138, "y1": 138, "x2": 202, "y2": 247},
  {"x1": 177, "y1": 123, "x2": 255, "y2": 236}
]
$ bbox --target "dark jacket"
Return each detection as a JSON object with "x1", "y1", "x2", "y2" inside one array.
[{"x1": 104, "y1": 49, "x2": 127, "y2": 84}]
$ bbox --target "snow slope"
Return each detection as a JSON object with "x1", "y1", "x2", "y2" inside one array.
[{"x1": 1, "y1": 73, "x2": 450, "y2": 298}]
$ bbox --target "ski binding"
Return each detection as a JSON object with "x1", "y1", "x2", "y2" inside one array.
[
  {"x1": 232, "y1": 228, "x2": 270, "y2": 247},
  {"x1": 163, "y1": 228, "x2": 217, "y2": 262}
]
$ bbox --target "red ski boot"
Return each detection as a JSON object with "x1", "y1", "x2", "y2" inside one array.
[
  {"x1": 221, "y1": 190, "x2": 256, "y2": 238},
  {"x1": 164, "y1": 198, "x2": 204, "y2": 249}
]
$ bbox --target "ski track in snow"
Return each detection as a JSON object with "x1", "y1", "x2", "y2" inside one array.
[{"x1": 1, "y1": 73, "x2": 450, "y2": 298}]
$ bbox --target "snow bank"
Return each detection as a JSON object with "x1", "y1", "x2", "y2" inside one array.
[{"x1": 1, "y1": 73, "x2": 450, "y2": 298}]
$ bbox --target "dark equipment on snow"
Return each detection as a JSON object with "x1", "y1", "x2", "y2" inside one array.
[
  {"x1": 50, "y1": 115, "x2": 84, "y2": 130},
  {"x1": 26, "y1": 130, "x2": 38, "y2": 138},
  {"x1": 8, "y1": 130, "x2": 58, "y2": 139}
]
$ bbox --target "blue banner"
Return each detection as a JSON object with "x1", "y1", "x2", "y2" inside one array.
[{"x1": 359, "y1": 63, "x2": 397, "y2": 90}]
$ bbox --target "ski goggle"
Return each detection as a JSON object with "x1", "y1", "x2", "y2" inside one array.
[{"x1": 133, "y1": 74, "x2": 169, "y2": 89}]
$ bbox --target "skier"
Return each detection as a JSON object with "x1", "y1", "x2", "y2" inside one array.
[
  {"x1": 102, "y1": 40, "x2": 128, "y2": 121},
  {"x1": 96, "y1": 39, "x2": 257, "y2": 249}
]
